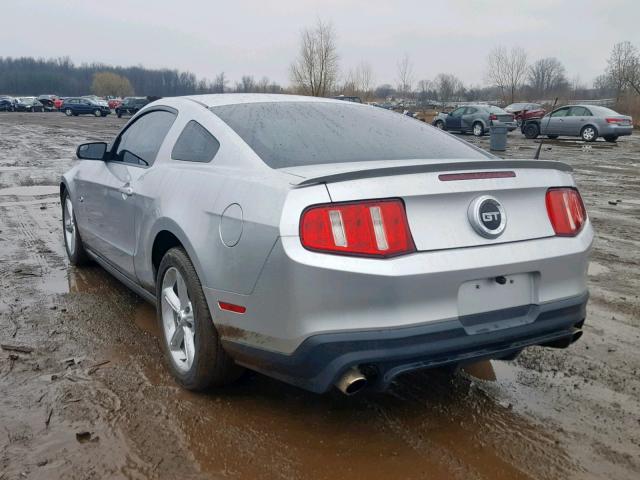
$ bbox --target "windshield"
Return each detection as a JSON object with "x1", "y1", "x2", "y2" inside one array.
[{"x1": 211, "y1": 101, "x2": 490, "y2": 169}]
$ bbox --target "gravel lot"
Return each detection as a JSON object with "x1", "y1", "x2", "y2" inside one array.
[{"x1": 0, "y1": 112, "x2": 638, "y2": 480}]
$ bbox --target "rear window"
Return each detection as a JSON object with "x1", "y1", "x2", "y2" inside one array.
[
  {"x1": 211, "y1": 102, "x2": 489, "y2": 168},
  {"x1": 486, "y1": 106, "x2": 507, "y2": 114},
  {"x1": 589, "y1": 106, "x2": 618, "y2": 116}
]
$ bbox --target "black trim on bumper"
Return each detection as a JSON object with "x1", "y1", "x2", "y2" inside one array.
[{"x1": 222, "y1": 292, "x2": 588, "y2": 393}]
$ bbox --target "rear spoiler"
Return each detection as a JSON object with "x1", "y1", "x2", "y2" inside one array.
[{"x1": 294, "y1": 160, "x2": 572, "y2": 186}]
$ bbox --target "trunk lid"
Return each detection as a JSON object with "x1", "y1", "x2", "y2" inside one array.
[{"x1": 283, "y1": 159, "x2": 573, "y2": 251}]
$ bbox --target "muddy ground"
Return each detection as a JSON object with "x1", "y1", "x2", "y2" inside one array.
[{"x1": 0, "y1": 112, "x2": 638, "y2": 480}]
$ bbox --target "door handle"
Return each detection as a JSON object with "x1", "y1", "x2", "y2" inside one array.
[{"x1": 118, "y1": 185, "x2": 133, "y2": 196}]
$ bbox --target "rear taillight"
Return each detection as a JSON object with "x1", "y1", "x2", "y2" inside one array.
[
  {"x1": 545, "y1": 188, "x2": 587, "y2": 236},
  {"x1": 300, "y1": 199, "x2": 415, "y2": 257},
  {"x1": 605, "y1": 117, "x2": 623, "y2": 124},
  {"x1": 489, "y1": 114, "x2": 497, "y2": 121}
]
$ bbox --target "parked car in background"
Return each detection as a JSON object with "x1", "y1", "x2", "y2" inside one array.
[
  {"x1": 82, "y1": 95, "x2": 109, "y2": 107},
  {"x1": 504, "y1": 102, "x2": 546, "y2": 125},
  {"x1": 0, "y1": 96, "x2": 16, "y2": 111},
  {"x1": 108, "y1": 98, "x2": 122, "y2": 110},
  {"x1": 432, "y1": 105, "x2": 517, "y2": 136},
  {"x1": 115, "y1": 97, "x2": 150, "y2": 117},
  {"x1": 523, "y1": 105, "x2": 633, "y2": 142},
  {"x1": 62, "y1": 94, "x2": 592, "y2": 395},
  {"x1": 15, "y1": 97, "x2": 44, "y2": 112},
  {"x1": 37, "y1": 94, "x2": 59, "y2": 112},
  {"x1": 61, "y1": 97, "x2": 111, "y2": 117},
  {"x1": 54, "y1": 97, "x2": 65, "y2": 110}
]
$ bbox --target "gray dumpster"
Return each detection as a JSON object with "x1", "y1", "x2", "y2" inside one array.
[{"x1": 490, "y1": 124, "x2": 508, "y2": 151}]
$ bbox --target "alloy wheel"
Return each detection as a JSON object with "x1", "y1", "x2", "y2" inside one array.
[
  {"x1": 161, "y1": 267, "x2": 195, "y2": 372},
  {"x1": 63, "y1": 197, "x2": 76, "y2": 255},
  {"x1": 473, "y1": 123, "x2": 483, "y2": 136},
  {"x1": 582, "y1": 127, "x2": 595, "y2": 141}
]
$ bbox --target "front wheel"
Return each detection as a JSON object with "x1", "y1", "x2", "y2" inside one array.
[
  {"x1": 434, "y1": 120, "x2": 445, "y2": 130},
  {"x1": 581, "y1": 125, "x2": 598, "y2": 142},
  {"x1": 64, "y1": 108, "x2": 73, "y2": 116},
  {"x1": 157, "y1": 247, "x2": 242, "y2": 391},
  {"x1": 524, "y1": 123, "x2": 540, "y2": 139},
  {"x1": 603, "y1": 135, "x2": 618, "y2": 143},
  {"x1": 94, "y1": 109, "x2": 101, "y2": 117},
  {"x1": 62, "y1": 191, "x2": 90, "y2": 265},
  {"x1": 472, "y1": 122, "x2": 484, "y2": 137}
]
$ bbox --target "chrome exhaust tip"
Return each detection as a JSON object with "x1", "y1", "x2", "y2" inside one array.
[
  {"x1": 335, "y1": 367, "x2": 368, "y2": 396},
  {"x1": 571, "y1": 329, "x2": 583, "y2": 343}
]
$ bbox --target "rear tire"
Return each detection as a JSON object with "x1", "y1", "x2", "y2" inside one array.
[
  {"x1": 64, "y1": 108, "x2": 72, "y2": 116},
  {"x1": 435, "y1": 120, "x2": 445, "y2": 130},
  {"x1": 472, "y1": 122, "x2": 484, "y2": 137},
  {"x1": 581, "y1": 125, "x2": 598, "y2": 142},
  {"x1": 603, "y1": 135, "x2": 618, "y2": 143},
  {"x1": 157, "y1": 247, "x2": 243, "y2": 391},
  {"x1": 62, "y1": 190, "x2": 90, "y2": 266},
  {"x1": 524, "y1": 123, "x2": 539, "y2": 139},
  {"x1": 94, "y1": 109, "x2": 101, "y2": 117}
]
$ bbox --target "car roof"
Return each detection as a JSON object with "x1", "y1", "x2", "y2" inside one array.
[{"x1": 184, "y1": 93, "x2": 356, "y2": 108}]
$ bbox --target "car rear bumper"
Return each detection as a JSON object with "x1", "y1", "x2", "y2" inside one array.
[
  {"x1": 204, "y1": 223, "x2": 593, "y2": 391},
  {"x1": 222, "y1": 292, "x2": 588, "y2": 393},
  {"x1": 599, "y1": 124, "x2": 633, "y2": 136}
]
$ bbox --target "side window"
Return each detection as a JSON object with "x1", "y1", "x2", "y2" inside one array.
[
  {"x1": 465, "y1": 107, "x2": 477, "y2": 115},
  {"x1": 550, "y1": 108, "x2": 570, "y2": 118},
  {"x1": 449, "y1": 107, "x2": 465, "y2": 117},
  {"x1": 115, "y1": 110, "x2": 176, "y2": 166},
  {"x1": 570, "y1": 106, "x2": 591, "y2": 116},
  {"x1": 171, "y1": 120, "x2": 220, "y2": 163}
]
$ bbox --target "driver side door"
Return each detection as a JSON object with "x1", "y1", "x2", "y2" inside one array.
[
  {"x1": 80, "y1": 109, "x2": 176, "y2": 277},
  {"x1": 542, "y1": 107, "x2": 570, "y2": 135},
  {"x1": 445, "y1": 107, "x2": 466, "y2": 131}
]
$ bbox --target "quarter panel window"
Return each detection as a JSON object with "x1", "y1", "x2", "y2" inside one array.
[
  {"x1": 171, "y1": 120, "x2": 220, "y2": 163},
  {"x1": 116, "y1": 110, "x2": 176, "y2": 166}
]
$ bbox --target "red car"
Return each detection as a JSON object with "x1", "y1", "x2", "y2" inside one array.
[
  {"x1": 505, "y1": 102, "x2": 546, "y2": 125},
  {"x1": 54, "y1": 98, "x2": 64, "y2": 110},
  {"x1": 108, "y1": 98, "x2": 122, "y2": 110}
]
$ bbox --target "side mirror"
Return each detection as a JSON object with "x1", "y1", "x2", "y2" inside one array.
[{"x1": 77, "y1": 142, "x2": 107, "y2": 160}]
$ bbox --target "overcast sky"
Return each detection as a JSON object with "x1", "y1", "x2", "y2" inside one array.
[{"x1": 3, "y1": 0, "x2": 639, "y2": 88}]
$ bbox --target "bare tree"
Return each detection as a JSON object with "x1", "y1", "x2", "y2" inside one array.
[
  {"x1": 486, "y1": 46, "x2": 528, "y2": 103},
  {"x1": 626, "y1": 54, "x2": 640, "y2": 95},
  {"x1": 416, "y1": 79, "x2": 435, "y2": 104},
  {"x1": 606, "y1": 41, "x2": 640, "y2": 99},
  {"x1": 290, "y1": 19, "x2": 339, "y2": 96},
  {"x1": 235, "y1": 75, "x2": 256, "y2": 93},
  {"x1": 434, "y1": 73, "x2": 464, "y2": 105},
  {"x1": 396, "y1": 53, "x2": 414, "y2": 97},
  {"x1": 342, "y1": 62, "x2": 375, "y2": 101},
  {"x1": 212, "y1": 72, "x2": 227, "y2": 93},
  {"x1": 528, "y1": 57, "x2": 567, "y2": 98}
]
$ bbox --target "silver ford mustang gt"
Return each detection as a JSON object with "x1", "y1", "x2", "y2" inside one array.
[{"x1": 61, "y1": 94, "x2": 593, "y2": 395}]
